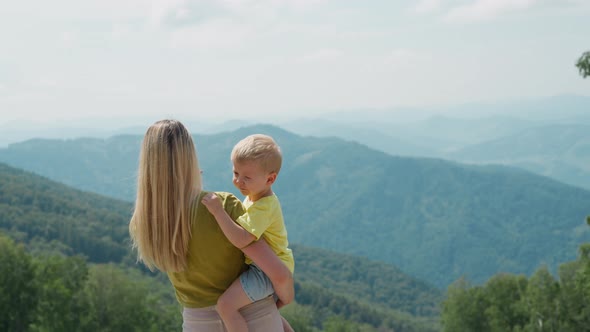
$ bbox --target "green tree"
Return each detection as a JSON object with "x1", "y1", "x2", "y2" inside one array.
[
  {"x1": 30, "y1": 255, "x2": 88, "y2": 332},
  {"x1": 79, "y1": 264, "x2": 180, "y2": 332},
  {"x1": 524, "y1": 266, "x2": 560, "y2": 331},
  {"x1": 483, "y1": 274, "x2": 528, "y2": 332},
  {"x1": 554, "y1": 217, "x2": 590, "y2": 331},
  {"x1": 0, "y1": 234, "x2": 39, "y2": 332},
  {"x1": 441, "y1": 278, "x2": 489, "y2": 332},
  {"x1": 557, "y1": 245, "x2": 590, "y2": 331},
  {"x1": 566, "y1": 218, "x2": 590, "y2": 328},
  {"x1": 323, "y1": 316, "x2": 362, "y2": 332},
  {"x1": 576, "y1": 51, "x2": 590, "y2": 78},
  {"x1": 280, "y1": 303, "x2": 317, "y2": 332},
  {"x1": 556, "y1": 260, "x2": 581, "y2": 332},
  {"x1": 571, "y1": 243, "x2": 590, "y2": 327}
]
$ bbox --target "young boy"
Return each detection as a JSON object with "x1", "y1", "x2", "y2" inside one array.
[{"x1": 202, "y1": 134, "x2": 295, "y2": 332}]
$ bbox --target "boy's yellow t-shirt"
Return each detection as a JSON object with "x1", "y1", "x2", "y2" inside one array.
[{"x1": 236, "y1": 194, "x2": 295, "y2": 273}]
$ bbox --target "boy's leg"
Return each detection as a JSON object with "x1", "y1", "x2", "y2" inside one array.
[{"x1": 217, "y1": 278, "x2": 252, "y2": 332}]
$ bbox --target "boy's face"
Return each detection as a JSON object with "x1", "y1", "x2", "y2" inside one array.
[{"x1": 232, "y1": 160, "x2": 276, "y2": 201}]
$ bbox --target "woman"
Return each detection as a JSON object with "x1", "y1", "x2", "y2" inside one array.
[{"x1": 129, "y1": 119, "x2": 293, "y2": 331}]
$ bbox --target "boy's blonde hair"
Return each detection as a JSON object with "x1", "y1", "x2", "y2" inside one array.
[
  {"x1": 231, "y1": 134, "x2": 282, "y2": 174},
  {"x1": 129, "y1": 119, "x2": 202, "y2": 272}
]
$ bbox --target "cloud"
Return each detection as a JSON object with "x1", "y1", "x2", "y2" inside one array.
[
  {"x1": 169, "y1": 18, "x2": 254, "y2": 49},
  {"x1": 386, "y1": 49, "x2": 425, "y2": 64},
  {"x1": 33, "y1": 77, "x2": 60, "y2": 89},
  {"x1": 277, "y1": 0, "x2": 329, "y2": 11},
  {"x1": 216, "y1": 0, "x2": 328, "y2": 12},
  {"x1": 362, "y1": 49, "x2": 428, "y2": 73},
  {"x1": 444, "y1": 0, "x2": 538, "y2": 23},
  {"x1": 2, "y1": 0, "x2": 149, "y2": 21},
  {"x1": 298, "y1": 49, "x2": 343, "y2": 63},
  {"x1": 149, "y1": 0, "x2": 189, "y2": 26},
  {"x1": 412, "y1": 0, "x2": 443, "y2": 13}
]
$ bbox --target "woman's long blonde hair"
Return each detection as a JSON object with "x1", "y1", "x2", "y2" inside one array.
[{"x1": 129, "y1": 119, "x2": 202, "y2": 272}]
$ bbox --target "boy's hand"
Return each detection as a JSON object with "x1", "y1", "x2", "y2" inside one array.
[
  {"x1": 273, "y1": 279, "x2": 294, "y2": 306},
  {"x1": 276, "y1": 299, "x2": 287, "y2": 309},
  {"x1": 201, "y1": 193, "x2": 224, "y2": 216}
]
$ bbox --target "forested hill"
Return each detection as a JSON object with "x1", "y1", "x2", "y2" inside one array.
[
  {"x1": 0, "y1": 162, "x2": 441, "y2": 331},
  {"x1": 1, "y1": 125, "x2": 589, "y2": 287},
  {"x1": 0, "y1": 135, "x2": 142, "y2": 201},
  {"x1": 0, "y1": 162, "x2": 132, "y2": 262}
]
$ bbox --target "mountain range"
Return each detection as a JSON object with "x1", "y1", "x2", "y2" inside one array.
[
  {"x1": 1, "y1": 124, "x2": 588, "y2": 288},
  {"x1": 0, "y1": 162, "x2": 441, "y2": 331},
  {"x1": 277, "y1": 95, "x2": 590, "y2": 190}
]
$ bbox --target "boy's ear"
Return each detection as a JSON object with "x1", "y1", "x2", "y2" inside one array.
[{"x1": 266, "y1": 172, "x2": 277, "y2": 185}]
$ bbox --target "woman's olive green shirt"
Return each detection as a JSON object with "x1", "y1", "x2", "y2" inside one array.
[{"x1": 167, "y1": 191, "x2": 247, "y2": 308}]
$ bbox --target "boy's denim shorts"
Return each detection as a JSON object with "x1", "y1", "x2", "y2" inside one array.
[{"x1": 239, "y1": 263, "x2": 275, "y2": 302}]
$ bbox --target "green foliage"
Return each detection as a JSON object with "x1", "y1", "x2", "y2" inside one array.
[
  {"x1": 441, "y1": 233, "x2": 590, "y2": 332},
  {"x1": 576, "y1": 51, "x2": 590, "y2": 78},
  {"x1": 0, "y1": 234, "x2": 38, "y2": 332},
  {"x1": 524, "y1": 266, "x2": 560, "y2": 331},
  {"x1": 295, "y1": 281, "x2": 439, "y2": 332},
  {"x1": 0, "y1": 233, "x2": 182, "y2": 332},
  {"x1": 292, "y1": 244, "x2": 442, "y2": 317},
  {"x1": 323, "y1": 316, "x2": 362, "y2": 332},
  {"x1": 30, "y1": 255, "x2": 88, "y2": 332},
  {"x1": 441, "y1": 278, "x2": 489, "y2": 332},
  {"x1": 482, "y1": 274, "x2": 528, "y2": 331},
  {"x1": 280, "y1": 303, "x2": 318, "y2": 332},
  {"x1": 0, "y1": 163, "x2": 133, "y2": 263},
  {"x1": 79, "y1": 264, "x2": 181, "y2": 332},
  {"x1": 0, "y1": 235, "x2": 438, "y2": 332}
]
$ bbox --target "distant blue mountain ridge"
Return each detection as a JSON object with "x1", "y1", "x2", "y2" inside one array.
[{"x1": 0, "y1": 123, "x2": 588, "y2": 288}]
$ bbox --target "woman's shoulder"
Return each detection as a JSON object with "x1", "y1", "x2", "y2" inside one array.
[
  {"x1": 210, "y1": 191, "x2": 246, "y2": 216},
  {"x1": 210, "y1": 191, "x2": 241, "y2": 204},
  {"x1": 191, "y1": 191, "x2": 240, "y2": 213},
  {"x1": 193, "y1": 190, "x2": 237, "y2": 201}
]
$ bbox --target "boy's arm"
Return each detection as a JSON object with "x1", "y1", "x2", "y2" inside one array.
[
  {"x1": 203, "y1": 192, "x2": 294, "y2": 305},
  {"x1": 202, "y1": 193, "x2": 255, "y2": 248},
  {"x1": 242, "y1": 238, "x2": 294, "y2": 306}
]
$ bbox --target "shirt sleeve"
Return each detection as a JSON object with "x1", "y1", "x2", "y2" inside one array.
[{"x1": 236, "y1": 202, "x2": 273, "y2": 240}]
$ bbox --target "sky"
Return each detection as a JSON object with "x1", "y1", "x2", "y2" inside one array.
[{"x1": 0, "y1": 0, "x2": 589, "y2": 128}]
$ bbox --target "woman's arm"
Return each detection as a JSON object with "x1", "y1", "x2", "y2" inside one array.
[{"x1": 242, "y1": 238, "x2": 294, "y2": 306}]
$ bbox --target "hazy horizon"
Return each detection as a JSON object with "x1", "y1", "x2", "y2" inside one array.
[{"x1": 1, "y1": 93, "x2": 589, "y2": 149}]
